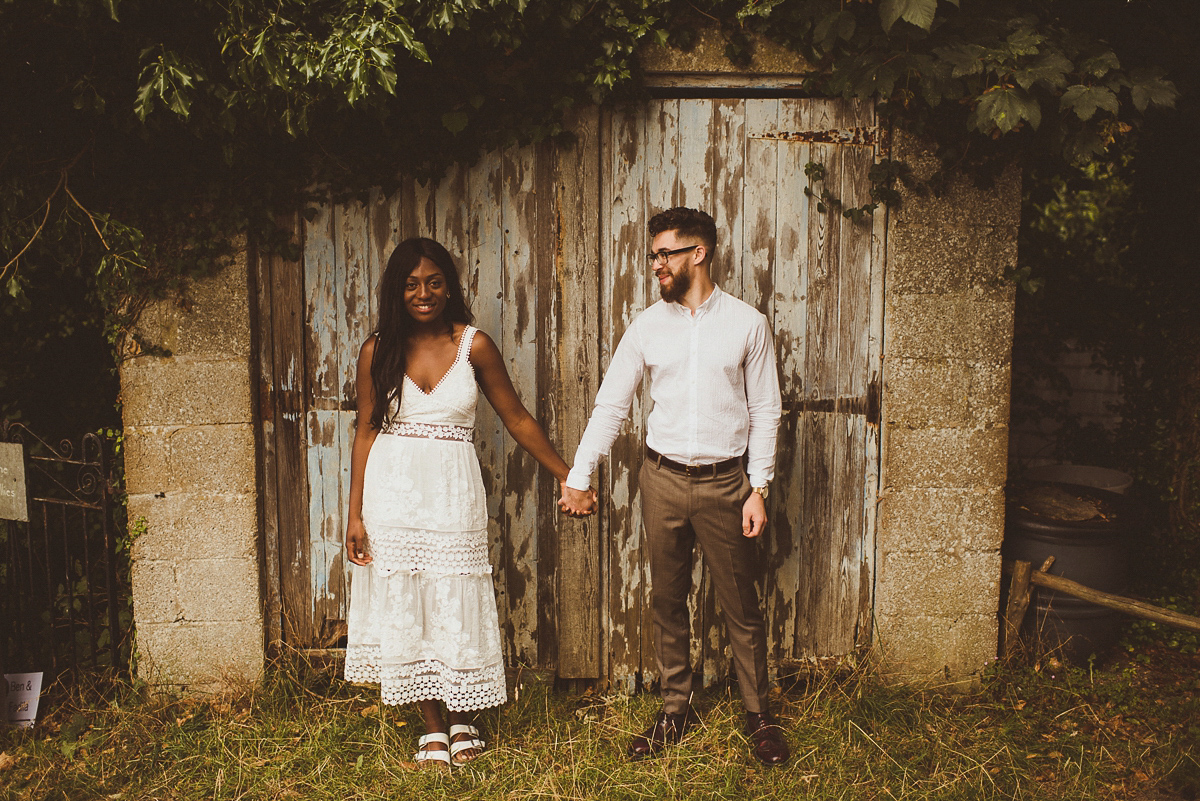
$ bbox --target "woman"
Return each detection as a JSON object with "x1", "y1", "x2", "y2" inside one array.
[{"x1": 343, "y1": 237, "x2": 594, "y2": 769}]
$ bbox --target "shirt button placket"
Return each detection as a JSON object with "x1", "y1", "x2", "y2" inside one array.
[{"x1": 688, "y1": 317, "x2": 699, "y2": 463}]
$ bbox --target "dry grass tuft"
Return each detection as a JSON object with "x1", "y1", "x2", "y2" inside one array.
[{"x1": 1, "y1": 645, "x2": 1197, "y2": 800}]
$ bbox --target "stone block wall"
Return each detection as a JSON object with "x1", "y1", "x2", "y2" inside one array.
[
  {"x1": 121, "y1": 247, "x2": 264, "y2": 689},
  {"x1": 874, "y1": 131, "x2": 1020, "y2": 685}
]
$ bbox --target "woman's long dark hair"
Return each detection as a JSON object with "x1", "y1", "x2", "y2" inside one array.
[{"x1": 369, "y1": 237, "x2": 474, "y2": 430}]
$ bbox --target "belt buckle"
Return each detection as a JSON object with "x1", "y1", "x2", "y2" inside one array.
[{"x1": 684, "y1": 463, "x2": 700, "y2": 477}]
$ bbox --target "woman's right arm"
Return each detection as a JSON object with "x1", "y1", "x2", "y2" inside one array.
[{"x1": 346, "y1": 336, "x2": 381, "y2": 566}]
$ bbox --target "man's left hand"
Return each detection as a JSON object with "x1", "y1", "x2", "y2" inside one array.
[{"x1": 742, "y1": 491, "x2": 767, "y2": 538}]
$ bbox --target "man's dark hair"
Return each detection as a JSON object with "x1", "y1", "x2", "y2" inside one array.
[{"x1": 648, "y1": 207, "x2": 716, "y2": 260}]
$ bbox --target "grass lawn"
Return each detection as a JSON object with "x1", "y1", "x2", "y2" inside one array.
[{"x1": 2, "y1": 641, "x2": 1198, "y2": 800}]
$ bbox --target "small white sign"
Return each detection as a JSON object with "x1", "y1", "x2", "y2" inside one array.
[
  {"x1": 5, "y1": 672, "x2": 43, "y2": 729},
  {"x1": 0, "y1": 442, "x2": 29, "y2": 522}
]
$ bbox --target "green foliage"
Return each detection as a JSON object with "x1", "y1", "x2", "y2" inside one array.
[{"x1": 0, "y1": 1, "x2": 1188, "y2": 434}]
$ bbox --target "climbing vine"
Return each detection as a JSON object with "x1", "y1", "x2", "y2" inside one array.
[
  {"x1": 0, "y1": 0, "x2": 1185, "y2": 355},
  {"x1": 802, "y1": 157, "x2": 910, "y2": 222}
]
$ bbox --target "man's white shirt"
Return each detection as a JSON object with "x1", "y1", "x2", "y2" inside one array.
[{"x1": 566, "y1": 285, "x2": 782, "y2": 491}]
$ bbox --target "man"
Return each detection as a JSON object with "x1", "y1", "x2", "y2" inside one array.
[{"x1": 559, "y1": 207, "x2": 787, "y2": 766}]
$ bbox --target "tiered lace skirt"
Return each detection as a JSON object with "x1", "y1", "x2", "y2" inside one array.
[{"x1": 344, "y1": 430, "x2": 506, "y2": 710}]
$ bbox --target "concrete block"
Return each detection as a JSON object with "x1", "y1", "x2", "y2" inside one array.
[
  {"x1": 135, "y1": 619, "x2": 264, "y2": 689},
  {"x1": 885, "y1": 288, "x2": 1015, "y2": 363},
  {"x1": 885, "y1": 425, "x2": 1009, "y2": 489},
  {"x1": 168, "y1": 424, "x2": 257, "y2": 494},
  {"x1": 968, "y1": 362, "x2": 1012, "y2": 426},
  {"x1": 122, "y1": 426, "x2": 174, "y2": 496},
  {"x1": 878, "y1": 487, "x2": 1006, "y2": 552},
  {"x1": 128, "y1": 492, "x2": 258, "y2": 561},
  {"x1": 176, "y1": 557, "x2": 262, "y2": 622},
  {"x1": 120, "y1": 358, "x2": 253, "y2": 427},
  {"x1": 873, "y1": 612, "x2": 1000, "y2": 687},
  {"x1": 889, "y1": 130, "x2": 1021, "y2": 230},
  {"x1": 888, "y1": 223, "x2": 1017, "y2": 294},
  {"x1": 131, "y1": 559, "x2": 180, "y2": 624},
  {"x1": 133, "y1": 247, "x2": 252, "y2": 359},
  {"x1": 875, "y1": 549, "x2": 1002, "y2": 618},
  {"x1": 884, "y1": 358, "x2": 969, "y2": 427}
]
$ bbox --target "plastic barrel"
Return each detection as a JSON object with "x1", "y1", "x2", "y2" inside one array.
[{"x1": 1004, "y1": 482, "x2": 1131, "y2": 662}]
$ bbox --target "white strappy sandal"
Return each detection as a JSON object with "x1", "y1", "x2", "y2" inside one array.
[
  {"x1": 414, "y1": 732, "x2": 451, "y2": 769},
  {"x1": 449, "y1": 723, "x2": 486, "y2": 765}
]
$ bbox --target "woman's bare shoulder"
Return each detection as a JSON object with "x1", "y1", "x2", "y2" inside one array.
[{"x1": 466, "y1": 327, "x2": 500, "y2": 364}]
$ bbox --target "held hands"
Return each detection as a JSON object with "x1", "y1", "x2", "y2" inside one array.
[
  {"x1": 558, "y1": 482, "x2": 598, "y2": 518},
  {"x1": 346, "y1": 518, "x2": 372, "y2": 566},
  {"x1": 742, "y1": 491, "x2": 767, "y2": 538}
]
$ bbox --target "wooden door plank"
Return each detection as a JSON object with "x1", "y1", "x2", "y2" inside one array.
[
  {"x1": 465, "y1": 151, "x2": 510, "y2": 657},
  {"x1": 862, "y1": 122, "x2": 888, "y2": 650},
  {"x1": 829, "y1": 133, "x2": 875, "y2": 654},
  {"x1": 500, "y1": 145, "x2": 541, "y2": 666},
  {"x1": 644, "y1": 98, "x2": 689, "y2": 682},
  {"x1": 709, "y1": 98, "x2": 746, "y2": 293},
  {"x1": 604, "y1": 103, "x2": 649, "y2": 691},
  {"x1": 547, "y1": 108, "x2": 604, "y2": 677},
  {"x1": 678, "y1": 97, "x2": 718, "y2": 685},
  {"x1": 533, "y1": 138, "x2": 561, "y2": 671},
  {"x1": 771, "y1": 98, "x2": 813, "y2": 661},
  {"x1": 272, "y1": 212, "x2": 312, "y2": 645},
  {"x1": 742, "y1": 98, "x2": 778, "y2": 317},
  {"x1": 328, "y1": 202, "x2": 372, "y2": 626},
  {"x1": 254, "y1": 231, "x2": 284, "y2": 650},
  {"x1": 745, "y1": 98, "x2": 799, "y2": 666},
  {"x1": 302, "y1": 201, "x2": 344, "y2": 643},
  {"x1": 797, "y1": 97, "x2": 845, "y2": 657},
  {"x1": 367, "y1": 186, "x2": 401, "y2": 334}
]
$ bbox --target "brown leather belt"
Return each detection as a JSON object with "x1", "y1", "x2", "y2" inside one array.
[{"x1": 645, "y1": 446, "x2": 742, "y2": 478}]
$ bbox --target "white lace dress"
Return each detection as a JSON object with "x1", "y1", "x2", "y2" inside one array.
[{"x1": 344, "y1": 326, "x2": 506, "y2": 710}]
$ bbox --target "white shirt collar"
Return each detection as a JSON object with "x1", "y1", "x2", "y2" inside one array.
[{"x1": 672, "y1": 284, "x2": 722, "y2": 318}]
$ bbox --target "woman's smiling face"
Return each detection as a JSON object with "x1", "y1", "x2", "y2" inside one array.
[{"x1": 404, "y1": 257, "x2": 448, "y2": 323}]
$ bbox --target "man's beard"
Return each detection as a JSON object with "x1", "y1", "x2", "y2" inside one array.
[{"x1": 658, "y1": 268, "x2": 691, "y2": 302}]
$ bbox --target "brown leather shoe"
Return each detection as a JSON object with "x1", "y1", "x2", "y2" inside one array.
[
  {"x1": 628, "y1": 707, "x2": 700, "y2": 760},
  {"x1": 745, "y1": 711, "x2": 790, "y2": 766}
]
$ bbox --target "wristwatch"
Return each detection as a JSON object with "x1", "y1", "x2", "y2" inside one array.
[{"x1": 751, "y1": 484, "x2": 770, "y2": 501}]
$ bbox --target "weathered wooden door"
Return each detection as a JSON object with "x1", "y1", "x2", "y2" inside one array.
[
  {"x1": 600, "y1": 97, "x2": 882, "y2": 687},
  {"x1": 257, "y1": 133, "x2": 601, "y2": 658},
  {"x1": 257, "y1": 96, "x2": 883, "y2": 684}
]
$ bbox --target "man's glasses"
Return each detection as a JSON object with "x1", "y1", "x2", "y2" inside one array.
[{"x1": 645, "y1": 245, "x2": 699, "y2": 265}]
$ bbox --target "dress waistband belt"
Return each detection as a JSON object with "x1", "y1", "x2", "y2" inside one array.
[{"x1": 383, "y1": 420, "x2": 474, "y2": 443}]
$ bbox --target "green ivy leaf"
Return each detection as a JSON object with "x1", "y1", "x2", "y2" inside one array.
[
  {"x1": 1130, "y1": 70, "x2": 1178, "y2": 112},
  {"x1": 971, "y1": 86, "x2": 1040, "y2": 134},
  {"x1": 934, "y1": 43, "x2": 987, "y2": 78},
  {"x1": 880, "y1": 0, "x2": 939, "y2": 34},
  {"x1": 1014, "y1": 52, "x2": 1072, "y2": 91},
  {"x1": 1080, "y1": 51, "x2": 1121, "y2": 77},
  {"x1": 1060, "y1": 85, "x2": 1119, "y2": 121},
  {"x1": 441, "y1": 111, "x2": 469, "y2": 133}
]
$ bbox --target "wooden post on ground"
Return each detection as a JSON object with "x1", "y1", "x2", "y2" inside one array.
[
  {"x1": 1001, "y1": 557, "x2": 1200, "y2": 654},
  {"x1": 1002, "y1": 560, "x2": 1034, "y2": 659}
]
